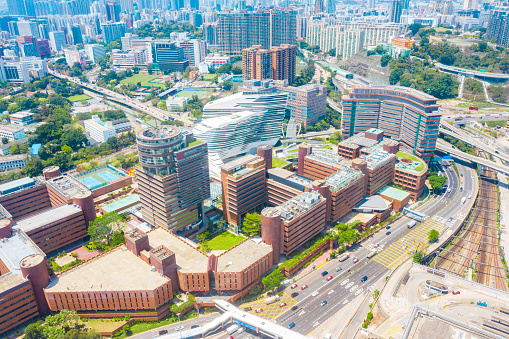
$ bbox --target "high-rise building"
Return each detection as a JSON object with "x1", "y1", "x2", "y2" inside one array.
[
  {"x1": 368, "y1": 0, "x2": 375, "y2": 8},
  {"x1": 101, "y1": 22, "x2": 127, "y2": 44},
  {"x1": 463, "y1": 0, "x2": 477, "y2": 10},
  {"x1": 71, "y1": 26, "x2": 83, "y2": 45},
  {"x1": 203, "y1": 23, "x2": 217, "y2": 45},
  {"x1": 38, "y1": 24, "x2": 49, "y2": 40},
  {"x1": 326, "y1": 0, "x2": 336, "y2": 14},
  {"x1": 296, "y1": 16, "x2": 307, "y2": 39},
  {"x1": 390, "y1": 0, "x2": 402, "y2": 23},
  {"x1": 242, "y1": 44, "x2": 296, "y2": 84},
  {"x1": 106, "y1": 1, "x2": 121, "y2": 22},
  {"x1": 136, "y1": 127, "x2": 210, "y2": 235},
  {"x1": 7, "y1": 0, "x2": 35, "y2": 16},
  {"x1": 17, "y1": 21, "x2": 40, "y2": 38},
  {"x1": 35, "y1": 38, "x2": 51, "y2": 58},
  {"x1": 486, "y1": 5, "x2": 509, "y2": 47},
  {"x1": 315, "y1": 0, "x2": 324, "y2": 13},
  {"x1": 85, "y1": 43, "x2": 106, "y2": 63},
  {"x1": 175, "y1": 38, "x2": 206, "y2": 67},
  {"x1": 190, "y1": 0, "x2": 199, "y2": 9},
  {"x1": 217, "y1": 9, "x2": 296, "y2": 55},
  {"x1": 49, "y1": 31, "x2": 66, "y2": 52},
  {"x1": 341, "y1": 86, "x2": 441, "y2": 162},
  {"x1": 151, "y1": 40, "x2": 189, "y2": 71}
]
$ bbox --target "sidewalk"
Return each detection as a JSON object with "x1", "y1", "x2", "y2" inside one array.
[{"x1": 292, "y1": 250, "x2": 332, "y2": 281}]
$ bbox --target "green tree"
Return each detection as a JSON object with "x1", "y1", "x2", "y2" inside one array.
[
  {"x1": 88, "y1": 213, "x2": 127, "y2": 246},
  {"x1": 412, "y1": 251, "x2": 424, "y2": 263},
  {"x1": 219, "y1": 80, "x2": 234, "y2": 91},
  {"x1": 428, "y1": 173, "x2": 447, "y2": 193},
  {"x1": 61, "y1": 129, "x2": 87, "y2": 150},
  {"x1": 25, "y1": 322, "x2": 46, "y2": 339},
  {"x1": 231, "y1": 66, "x2": 242, "y2": 74},
  {"x1": 262, "y1": 269, "x2": 284, "y2": 291},
  {"x1": 408, "y1": 23, "x2": 423, "y2": 36},
  {"x1": 241, "y1": 212, "x2": 262, "y2": 237},
  {"x1": 1, "y1": 137, "x2": 8, "y2": 144},
  {"x1": 381, "y1": 54, "x2": 392, "y2": 67},
  {"x1": 428, "y1": 229, "x2": 439, "y2": 243},
  {"x1": 22, "y1": 159, "x2": 44, "y2": 177},
  {"x1": 7, "y1": 104, "x2": 21, "y2": 114}
]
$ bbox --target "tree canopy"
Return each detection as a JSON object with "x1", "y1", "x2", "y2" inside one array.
[{"x1": 241, "y1": 212, "x2": 262, "y2": 237}]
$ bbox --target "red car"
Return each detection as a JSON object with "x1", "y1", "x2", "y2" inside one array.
[
  {"x1": 301, "y1": 285, "x2": 308, "y2": 290},
  {"x1": 353, "y1": 258, "x2": 359, "y2": 264},
  {"x1": 452, "y1": 291, "x2": 460, "y2": 295},
  {"x1": 290, "y1": 284, "x2": 298, "y2": 289},
  {"x1": 279, "y1": 302, "x2": 287, "y2": 308},
  {"x1": 255, "y1": 308, "x2": 263, "y2": 313},
  {"x1": 326, "y1": 276, "x2": 333, "y2": 281}
]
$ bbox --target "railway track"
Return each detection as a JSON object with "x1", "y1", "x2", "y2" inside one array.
[{"x1": 435, "y1": 150, "x2": 508, "y2": 291}]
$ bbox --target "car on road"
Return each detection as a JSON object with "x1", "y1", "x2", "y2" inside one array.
[
  {"x1": 159, "y1": 330, "x2": 168, "y2": 335},
  {"x1": 353, "y1": 258, "x2": 359, "y2": 264},
  {"x1": 291, "y1": 292, "x2": 299, "y2": 297},
  {"x1": 291, "y1": 305, "x2": 298, "y2": 311},
  {"x1": 312, "y1": 291, "x2": 319, "y2": 297},
  {"x1": 461, "y1": 173, "x2": 463, "y2": 177},
  {"x1": 386, "y1": 231, "x2": 391, "y2": 235},
  {"x1": 452, "y1": 291, "x2": 460, "y2": 295},
  {"x1": 290, "y1": 283, "x2": 298, "y2": 289},
  {"x1": 244, "y1": 307, "x2": 252, "y2": 311},
  {"x1": 301, "y1": 285, "x2": 308, "y2": 290},
  {"x1": 279, "y1": 302, "x2": 287, "y2": 308},
  {"x1": 288, "y1": 322, "x2": 296, "y2": 329},
  {"x1": 326, "y1": 275, "x2": 333, "y2": 281},
  {"x1": 336, "y1": 266, "x2": 342, "y2": 272},
  {"x1": 374, "y1": 244, "x2": 380, "y2": 248},
  {"x1": 361, "y1": 276, "x2": 368, "y2": 283},
  {"x1": 191, "y1": 325, "x2": 199, "y2": 329},
  {"x1": 238, "y1": 327, "x2": 245, "y2": 333},
  {"x1": 460, "y1": 187, "x2": 463, "y2": 192},
  {"x1": 447, "y1": 217, "x2": 453, "y2": 222},
  {"x1": 321, "y1": 301, "x2": 328, "y2": 306},
  {"x1": 386, "y1": 225, "x2": 391, "y2": 230},
  {"x1": 255, "y1": 308, "x2": 263, "y2": 313},
  {"x1": 471, "y1": 174, "x2": 474, "y2": 178},
  {"x1": 321, "y1": 271, "x2": 329, "y2": 276},
  {"x1": 175, "y1": 326, "x2": 184, "y2": 331}
]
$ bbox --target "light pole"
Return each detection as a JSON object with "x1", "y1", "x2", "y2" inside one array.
[
  {"x1": 427, "y1": 250, "x2": 442, "y2": 297},
  {"x1": 177, "y1": 312, "x2": 182, "y2": 338}
]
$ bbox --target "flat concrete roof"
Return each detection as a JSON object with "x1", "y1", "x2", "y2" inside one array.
[
  {"x1": 46, "y1": 174, "x2": 90, "y2": 200},
  {"x1": 0, "y1": 177, "x2": 34, "y2": 195},
  {"x1": 101, "y1": 194, "x2": 139, "y2": 213},
  {"x1": 340, "y1": 211, "x2": 376, "y2": 224},
  {"x1": 0, "y1": 124, "x2": 24, "y2": 132},
  {"x1": 216, "y1": 239, "x2": 272, "y2": 273},
  {"x1": 0, "y1": 230, "x2": 42, "y2": 277},
  {"x1": 267, "y1": 167, "x2": 294, "y2": 179},
  {"x1": 146, "y1": 228, "x2": 208, "y2": 273},
  {"x1": 378, "y1": 186, "x2": 411, "y2": 201},
  {"x1": 15, "y1": 204, "x2": 82, "y2": 233},
  {"x1": 45, "y1": 246, "x2": 170, "y2": 292},
  {"x1": 221, "y1": 154, "x2": 259, "y2": 172},
  {"x1": 0, "y1": 272, "x2": 27, "y2": 292}
]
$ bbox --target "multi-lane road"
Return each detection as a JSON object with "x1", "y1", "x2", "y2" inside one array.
[{"x1": 273, "y1": 162, "x2": 475, "y2": 335}]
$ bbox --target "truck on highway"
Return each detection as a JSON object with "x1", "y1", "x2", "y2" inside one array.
[
  {"x1": 407, "y1": 220, "x2": 417, "y2": 229},
  {"x1": 366, "y1": 250, "x2": 377, "y2": 259},
  {"x1": 454, "y1": 117, "x2": 463, "y2": 121},
  {"x1": 265, "y1": 295, "x2": 280, "y2": 305},
  {"x1": 337, "y1": 252, "x2": 350, "y2": 262},
  {"x1": 461, "y1": 197, "x2": 467, "y2": 204}
]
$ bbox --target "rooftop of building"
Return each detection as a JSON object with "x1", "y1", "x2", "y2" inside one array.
[
  {"x1": 395, "y1": 151, "x2": 427, "y2": 174},
  {"x1": 347, "y1": 85, "x2": 438, "y2": 102},
  {"x1": 194, "y1": 111, "x2": 258, "y2": 132},
  {"x1": 84, "y1": 117, "x2": 114, "y2": 131},
  {"x1": 0, "y1": 230, "x2": 42, "y2": 277},
  {"x1": 146, "y1": 228, "x2": 208, "y2": 273},
  {"x1": 355, "y1": 195, "x2": 389, "y2": 211},
  {"x1": 136, "y1": 126, "x2": 181, "y2": 141},
  {"x1": 306, "y1": 149, "x2": 344, "y2": 166},
  {"x1": 0, "y1": 271, "x2": 27, "y2": 293},
  {"x1": 0, "y1": 124, "x2": 25, "y2": 132},
  {"x1": 378, "y1": 186, "x2": 411, "y2": 201},
  {"x1": 0, "y1": 177, "x2": 35, "y2": 195},
  {"x1": 15, "y1": 204, "x2": 82, "y2": 233},
  {"x1": 9, "y1": 111, "x2": 34, "y2": 118},
  {"x1": 263, "y1": 191, "x2": 324, "y2": 222},
  {"x1": 45, "y1": 246, "x2": 170, "y2": 292},
  {"x1": 338, "y1": 211, "x2": 376, "y2": 225},
  {"x1": 0, "y1": 154, "x2": 27, "y2": 161},
  {"x1": 216, "y1": 239, "x2": 272, "y2": 273},
  {"x1": 340, "y1": 132, "x2": 379, "y2": 148},
  {"x1": 46, "y1": 174, "x2": 91, "y2": 200},
  {"x1": 74, "y1": 165, "x2": 127, "y2": 190},
  {"x1": 221, "y1": 154, "x2": 263, "y2": 174},
  {"x1": 363, "y1": 150, "x2": 395, "y2": 170},
  {"x1": 101, "y1": 194, "x2": 140, "y2": 214},
  {"x1": 325, "y1": 166, "x2": 364, "y2": 192}
]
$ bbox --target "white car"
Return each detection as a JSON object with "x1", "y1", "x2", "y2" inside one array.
[
  {"x1": 238, "y1": 327, "x2": 245, "y2": 333},
  {"x1": 312, "y1": 291, "x2": 319, "y2": 297}
]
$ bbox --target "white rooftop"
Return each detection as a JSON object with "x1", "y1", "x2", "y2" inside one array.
[{"x1": 15, "y1": 204, "x2": 82, "y2": 233}]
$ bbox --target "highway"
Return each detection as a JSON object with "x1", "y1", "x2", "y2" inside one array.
[{"x1": 274, "y1": 161, "x2": 475, "y2": 335}]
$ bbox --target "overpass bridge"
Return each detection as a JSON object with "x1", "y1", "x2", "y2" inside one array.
[
  {"x1": 435, "y1": 63, "x2": 509, "y2": 83},
  {"x1": 436, "y1": 140, "x2": 509, "y2": 175},
  {"x1": 439, "y1": 122, "x2": 509, "y2": 164}
]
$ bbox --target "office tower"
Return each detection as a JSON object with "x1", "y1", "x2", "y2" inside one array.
[
  {"x1": 106, "y1": 1, "x2": 121, "y2": 22},
  {"x1": 38, "y1": 24, "x2": 49, "y2": 40},
  {"x1": 296, "y1": 16, "x2": 307, "y2": 39},
  {"x1": 217, "y1": 9, "x2": 296, "y2": 55},
  {"x1": 101, "y1": 22, "x2": 127, "y2": 44},
  {"x1": 119, "y1": 0, "x2": 134, "y2": 12},
  {"x1": 390, "y1": 0, "x2": 402, "y2": 22},
  {"x1": 203, "y1": 23, "x2": 217, "y2": 45},
  {"x1": 463, "y1": 0, "x2": 477, "y2": 9},
  {"x1": 151, "y1": 40, "x2": 189, "y2": 71},
  {"x1": 175, "y1": 38, "x2": 207, "y2": 67},
  {"x1": 35, "y1": 38, "x2": 51, "y2": 58},
  {"x1": 487, "y1": 5, "x2": 509, "y2": 46},
  {"x1": 315, "y1": 0, "x2": 324, "y2": 13},
  {"x1": 341, "y1": 86, "x2": 441, "y2": 162},
  {"x1": 190, "y1": 12, "x2": 203, "y2": 27},
  {"x1": 71, "y1": 26, "x2": 83, "y2": 45},
  {"x1": 85, "y1": 44, "x2": 105, "y2": 62},
  {"x1": 326, "y1": 0, "x2": 335, "y2": 14},
  {"x1": 136, "y1": 127, "x2": 210, "y2": 233},
  {"x1": 7, "y1": 0, "x2": 35, "y2": 16},
  {"x1": 368, "y1": 0, "x2": 375, "y2": 8},
  {"x1": 242, "y1": 44, "x2": 296, "y2": 83},
  {"x1": 17, "y1": 21, "x2": 39, "y2": 38},
  {"x1": 8, "y1": 21, "x2": 19, "y2": 36},
  {"x1": 172, "y1": 0, "x2": 184, "y2": 9},
  {"x1": 49, "y1": 31, "x2": 66, "y2": 52},
  {"x1": 190, "y1": 0, "x2": 199, "y2": 9}
]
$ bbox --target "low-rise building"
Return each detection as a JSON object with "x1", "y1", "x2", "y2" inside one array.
[
  {"x1": 166, "y1": 96, "x2": 189, "y2": 109},
  {"x1": 84, "y1": 115, "x2": 131, "y2": 143},
  {"x1": 0, "y1": 125, "x2": 26, "y2": 140},
  {"x1": 0, "y1": 57, "x2": 48, "y2": 83},
  {"x1": 63, "y1": 49, "x2": 86, "y2": 69},
  {"x1": 0, "y1": 154, "x2": 26, "y2": 171},
  {"x1": 9, "y1": 112, "x2": 34, "y2": 126}
]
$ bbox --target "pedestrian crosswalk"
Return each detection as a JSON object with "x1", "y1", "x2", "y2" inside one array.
[{"x1": 373, "y1": 219, "x2": 447, "y2": 269}]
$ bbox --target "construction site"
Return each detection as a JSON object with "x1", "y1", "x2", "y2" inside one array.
[{"x1": 435, "y1": 150, "x2": 508, "y2": 292}]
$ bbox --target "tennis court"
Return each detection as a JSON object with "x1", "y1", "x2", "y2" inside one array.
[{"x1": 76, "y1": 166, "x2": 125, "y2": 190}]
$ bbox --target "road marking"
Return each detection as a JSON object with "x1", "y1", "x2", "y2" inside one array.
[
  {"x1": 343, "y1": 299, "x2": 349, "y2": 304},
  {"x1": 350, "y1": 285, "x2": 358, "y2": 292},
  {"x1": 298, "y1": 310, "x2": 306, "y2": 316},
  {"x1": 341, "y1": 279, "x2": 349, "y2": 286},
  {"x1": 328, "y1": 290, "x2": 334, "y2": 295},
  {"x1": 313, "y1": 322, "x2": 320, "y2": 328},
  {"x1": 355, "y1": 288, "x2": 364, "y2": 296},
  {"x1": 345, "y1": 282, "x2": 354, "y2": 289}
]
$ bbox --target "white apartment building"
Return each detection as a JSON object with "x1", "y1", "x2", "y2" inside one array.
[
  {"x1": 175, "y1": 38, "x2": 207, "y2": 67},
  {"x1": 0, "y1": 125, "x2": 26, "y2": 140},
  {"x1": 166, "y1": 96, "x2": 189, "y2": 109},
  {"x1": 112, "y1": 49, "x2": 148, "y2": 67},
  {"x1": 64, "y1": 49, "x2": 86, "y2": 68},
  {"x1": 0, "y1": 154, "x2": 27, "y2": 171},
  {"x1": 84, "y1": 116, "x2": 131, "y2": 143},
  {"x1": 204, "y1": 54, "x2": 231, "y2": 68},
  {"x1": 49, "y1": 31, "x2": 66, "y2": 52},
  {"x1": 85, "y1": 44, "x2": 106, "y2": 63},
  {"x1": 0, "y1": 57, "x2": 47, "y2": 83},
  {"x1": 9, "y1": 112, "x2": 34, "y2": 126}
]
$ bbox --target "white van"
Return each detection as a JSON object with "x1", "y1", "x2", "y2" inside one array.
[{"x1": 227, "y1": 324, "x2": 239, "y2": 335}]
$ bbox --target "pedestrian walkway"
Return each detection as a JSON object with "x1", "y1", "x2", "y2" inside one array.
[
  {"x1": 239, "y1": 292, "x2": 297, "y2": 321},
  {"x1": 373, "y1": 219, "x2": 446, "y2": 269},
  {"x1": 293, "y1": 249, "x2": 332, "y2": 281}
]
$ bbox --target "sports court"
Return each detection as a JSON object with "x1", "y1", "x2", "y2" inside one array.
[{"x1": 75, "y1": 165, "x2": 126, "y2": 190}]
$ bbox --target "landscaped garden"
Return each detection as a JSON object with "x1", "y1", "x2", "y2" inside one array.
[
  {"x1": 200, "y1": 231, "x2": 245, "y2": 251},
  {"x1": 68, "y1": 94, "x2": 92, "y2": 102}
]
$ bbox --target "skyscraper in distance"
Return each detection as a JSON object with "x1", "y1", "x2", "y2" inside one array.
[
  {"x1": 106, "y1": 1, "x2": 121, "y2": 22},
  {"x1": 390, "y1": 0, "x2": 402, "y2": 23},
  {"x1": 315, "y1": 0, "x2": 324, "y2": 13},
  {"x1": 326, "y1": 0, "x2": 335, "y2": 14}
]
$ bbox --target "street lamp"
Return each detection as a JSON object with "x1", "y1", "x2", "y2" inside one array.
[
  {"x1": 427, "y1": 249, "x2": 442, "y2": 297},
  {"x1": 177, "y1": 312, "x2": 182, "y2": 338}
]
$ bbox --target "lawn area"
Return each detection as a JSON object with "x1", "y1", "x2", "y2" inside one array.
[
  {"x1": 296, "y1": 64, "x2": 306, "y2": 75},
  {"x1": 84, "y1": 319, "x2": 127, "y2": 333},
  {"x1": 396, "y1": 151, "x2": 425, "y2": 172},
  {"x1": 205, "y1": 232, "x2": 245, "y2": 251},
  {"x1": 202, "y1": 74, "x2": 216, "y2": 79},
  {"x1": 115, "y1": 311, "x2": 198, "y2": 338},
  {"x1": 232, "y1": 60, "x2": 242, "y2": 68},
  {"x1": 68, "y1": 94, "x2": 92, "y2": 102},
  {"x1": 176, "y1": 90, "x2": 214, "y2": 99},
  {"x1": 120, "y1": 74, "x2": 165, "y2": 88},
  {"x1": 272, "y1": 158, "x2": 290, "y2": 168}
]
